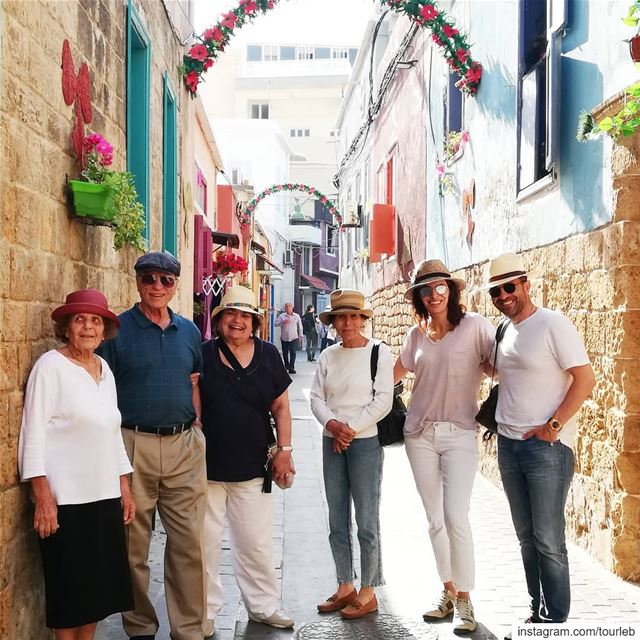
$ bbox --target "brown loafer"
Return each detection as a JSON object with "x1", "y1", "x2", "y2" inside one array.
[
  {"x1": 340, "y1": 594, "x2": 378, "y2": 619},
  {"x1": 317, "y1": 589, "x2": 357, "y2": 613}
]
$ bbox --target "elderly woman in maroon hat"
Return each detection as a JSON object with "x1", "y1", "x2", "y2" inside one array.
[{"x1": 18, "y1": 289, "x2": 135, "y2": 640}]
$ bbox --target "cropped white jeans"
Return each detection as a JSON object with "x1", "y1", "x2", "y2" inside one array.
[{"x1": 405, "y1": 421, "x2": 478, "y2": 592}]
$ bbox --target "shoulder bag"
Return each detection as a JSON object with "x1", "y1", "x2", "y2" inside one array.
[
  {"x1": 371, "y1": 342, "x2": 406, "y2": 447},
  {"x1": 215, "y1": 338, "x2": 294, "y2": 492},
  {"x1": 475, "y1": 319, "x2": 511, "y2": 440}
]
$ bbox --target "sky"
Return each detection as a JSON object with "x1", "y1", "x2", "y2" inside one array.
[{"x1": 193, "y1": 0, "x2": 378, "y2": 47}]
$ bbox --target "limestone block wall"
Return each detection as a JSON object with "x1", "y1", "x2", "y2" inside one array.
[
  {"x1": 0, "y1": 1, "x2": 190, "y2": 636},
  {"x1": 370, "y1": 218, "x2": 640, "y2": 582}
]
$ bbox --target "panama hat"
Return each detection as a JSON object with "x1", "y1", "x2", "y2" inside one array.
[
  {"x1": 318, "y1": 289, "x2": 373, "y2": 325},
  {"x1": 483, "y1": 252, "x2": 529, "y2": 289},
  {"x1": 211, "y1": 286, "x2": 262, "y2": 319},
  {"x1": 404, "y1": 259, "x2": 466, "y2": 300},
  {"x1": 51, "y1": 289, "x2": 120, "y2": 326}
]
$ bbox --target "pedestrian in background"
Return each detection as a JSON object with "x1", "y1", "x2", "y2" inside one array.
[
  {"x1": 318, "y1": 321, "x2": 329, "y2": 352},
  {"x1": 394, "y1": 260, "x2": 494, "y2": 634},
  {"x1": 98, "y1": 252, "x2": 207, "y2": 640},
  {"x1": 19, "y1": 289, "x2": 135, "y2": 640},
  {"x1": 200, "y1": 286, "x2": 295, "y2": 633},
  {"x1": 486, "y1": 253, "x2": 595, "y2": 626},
  {"x1": 275, "y1": 302, "x2": 303, "y2": 374},
  {"x1": 310, "y1": 289, "x2": 393, "y2": 620},
  {"x1": 302, "y1": 304, "x2": 319, "y2": 361}
]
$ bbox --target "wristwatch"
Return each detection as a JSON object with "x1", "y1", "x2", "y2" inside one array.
[
  {"x1": 547, "y1": 418, "x2": 562, "y2": 432},
  {"x1": 277, "y1": 445, "x2": 293, "y2": 452}
]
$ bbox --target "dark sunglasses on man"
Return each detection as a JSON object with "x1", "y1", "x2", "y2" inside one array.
[
  {"x1": 489, "y1": 277, "x2": 526, "y2": 298},
  {"x1": 139, "y1": 273, "x2": 177, "y2": 288},
  {"x1": 419, "y1": 283, "x2": 448, "y2": 298}
]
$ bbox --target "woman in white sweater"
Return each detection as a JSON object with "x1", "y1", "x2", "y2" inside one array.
[
  {"x1": 310, "y1": 289, "x2": 393, "y2": 620},
  {"x1": 18, "y1": 289, "x2": 135, "y2": 640}
]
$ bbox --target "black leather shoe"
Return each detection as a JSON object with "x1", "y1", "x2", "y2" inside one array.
[
  {"x1": 289, "y1": 369, "x2": 296, "y2": 374},
  {"x1": 129, "y1": 636, "x2": 155, "y2": 640}
]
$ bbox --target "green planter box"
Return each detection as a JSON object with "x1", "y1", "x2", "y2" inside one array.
[{"x1": 69, "y1": 180, "x2": 116, "y2": 224}]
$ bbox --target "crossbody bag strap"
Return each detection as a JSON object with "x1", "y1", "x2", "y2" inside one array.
[
  {"x1": 215, "y1": 338, "x2": 276, "y2": 445},
  {"x1": 489, "y1": 318, "x2": 511, "y2": 386},
  {"x1": 370, "y1": 341, "x2": 380, "y2": 384}
]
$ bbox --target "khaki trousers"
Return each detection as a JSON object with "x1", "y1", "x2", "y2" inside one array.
[{"x1": 122, "y1": 427, "x2": 207, "y2": 640}]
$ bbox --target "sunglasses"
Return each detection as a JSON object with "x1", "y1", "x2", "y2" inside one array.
[
  {"x1": 489, "y1": 279, "x2": 525, "y2": 298},
  {"x1": 139, "y1": 273, "x2": 177, "y2": 288},
  {"x1": 419, "y1": 283, "x2": 448, "y2": 298}
]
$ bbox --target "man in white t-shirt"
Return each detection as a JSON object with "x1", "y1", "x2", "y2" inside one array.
[{"x1": 487, "y1": 252, "x2": 595, "y2": 627}]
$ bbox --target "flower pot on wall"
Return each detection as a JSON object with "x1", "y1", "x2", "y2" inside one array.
[
  {"x1": 630, "y1": 35, "x2": 640, "y2": 62},
  {"x1": 68, "y1": 179, "x2": 116, "y2": 225}
]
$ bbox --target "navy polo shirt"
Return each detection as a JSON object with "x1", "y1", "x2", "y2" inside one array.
[{"x1": 98, "y1": 304, "x2": 203, "y2": 427}]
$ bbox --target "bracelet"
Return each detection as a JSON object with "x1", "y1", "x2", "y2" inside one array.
[{"x1": 277, "y1": 445, "x2": 293, "y2": 452}]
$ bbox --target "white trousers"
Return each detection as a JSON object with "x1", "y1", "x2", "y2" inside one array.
[
  {"x1": 204, "y1": 478, "x2": 279, "y2": 619},
  {"x1": 405, "y1": 422, "x2": 478, "y2": 592}
]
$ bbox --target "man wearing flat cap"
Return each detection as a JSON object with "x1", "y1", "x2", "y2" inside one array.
[
  {"x1": 485, "y1": 252, "x2": 595, "y2": 628},
  {"x1": 99, "y1": 251, "x2": 207, "y2": 640}
]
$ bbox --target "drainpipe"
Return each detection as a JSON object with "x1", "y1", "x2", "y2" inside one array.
[{"x1": 270, "y1": 285, "x2": 275, "y2": 344}]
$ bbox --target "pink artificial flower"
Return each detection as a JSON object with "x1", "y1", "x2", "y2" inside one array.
[
  {"x1": 420, "y1": 4, "x2": 438, "y2": 21},
  {"x1": 204, "y1": 27, "x2": 224, "y2": 43},
  {"x1": 442, "y1": 25, "x2": 459, "y2": 38},
  {"x1": 461, "y1": 131, "x2": 470, "y2": 144},
  {"x1": 456, "y1": 48, "x2": 469, "y2": 64},
  {"x1": 465, "y1": 63, "x2": 482, "y2": 84},
  {"x1": 221, "y1": 11, "x2": 237, "y2": 29},
  {"x1": 267, "y1": 1, "x2": 275, "y2": 8},
  {"x1": 432, "y1": 34, "x2": 443, "y2": 47},
  {"x1": 447, "y1": 57, "x2": 460, "y2": 70},
  {"x1": 203, "y1": 58, "x2": 214, "y2": 70},
  {"x1": 185, "y1": 71, "x2": 199, "y2": 92},
  {"x1": 243, "y1": 1, "x2": 258, "y2": 12},
  {"x1": 435, "y1": 162, "x2": 446, "y2": 178},
  {"x1": 189, "y1": 44, "x2": 209, "y2": 61}
]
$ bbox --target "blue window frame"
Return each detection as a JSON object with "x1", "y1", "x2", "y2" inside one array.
[
  {"x1": 127, "y1": 0, "x2": 151, "y2": 240},
  {"x1": 162, "y1": 73, "x2": 178, "y2": 256}
]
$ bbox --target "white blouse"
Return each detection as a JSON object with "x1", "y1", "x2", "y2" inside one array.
[{"x1": 18, "y1": 349, "x2": 133, "y2": 505}]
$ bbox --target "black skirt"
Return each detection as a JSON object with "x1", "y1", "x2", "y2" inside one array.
[{"x1": 38, "y1": 497, "x2": 133, "y2": 629}]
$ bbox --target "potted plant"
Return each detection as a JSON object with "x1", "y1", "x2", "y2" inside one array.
[
  {"x1": 211, "y1": 252, "x2": 249, "y2": 278},
  {"x1": 68, "y1": 132, "x2": 147, "y2": 251},
  {"x1": 623, "y1": 1, "x2": 640, "y2": 62}
]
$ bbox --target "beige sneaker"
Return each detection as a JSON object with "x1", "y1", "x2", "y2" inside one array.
[
  {"x1": 453, "y1": 596, "x2": 477, "y2": 634},
  {"x1": 203, "y1": 619, "x2": 214, "y2": 638},
  {"x1": 248, "y1": 610, "x2": 295, "y2": 629},
  {"x1": 423, "y1": 590, "x2": 455, "y2": 620}
]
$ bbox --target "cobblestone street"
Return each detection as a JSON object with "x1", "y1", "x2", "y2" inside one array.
[{"x1": 96, "y1": 358, "x2": 640, "y2": 640}]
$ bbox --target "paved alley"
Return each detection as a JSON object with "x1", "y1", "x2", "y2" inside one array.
[{"x1": 96, "y1": 357, "x2": 639, "y2": 640}]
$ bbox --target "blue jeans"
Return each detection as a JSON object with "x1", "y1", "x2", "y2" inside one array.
[
  {"x1": 322, "y1": 436, "x2": 384, "y2": 587},
  {"x1": 498, "y1": 435, "x2": 574, "y2": 622},
  {"x1": 280, "y1": 340, "x2": 297, "y2": 371}
]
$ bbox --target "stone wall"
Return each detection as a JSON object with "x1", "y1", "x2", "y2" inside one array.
[
  {"x1": 0, "y1": 1, "x2": 190, "y2": 636},
  {"x1": 370, "y1": 201, "x2": 640, "y2": 582}
]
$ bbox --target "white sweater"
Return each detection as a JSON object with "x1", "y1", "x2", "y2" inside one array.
[
  {"x1": 18, "y1": 349, "x2": 133, "y2": 505},
  {"x1": 310, "y1": 340, "x2": 394, "y2": 439}
]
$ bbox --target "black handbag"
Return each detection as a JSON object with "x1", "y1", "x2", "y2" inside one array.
[
  {"x1": 371, "y1": 342, "x2": 406, "y2": 447},
  {"x1": 475, "y1": 319, "x2": 510, "y2": 440}
]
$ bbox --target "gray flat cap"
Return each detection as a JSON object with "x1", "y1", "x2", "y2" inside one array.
[{"x1": 134, "y1": 251, "x2": 181, "y2": 276}]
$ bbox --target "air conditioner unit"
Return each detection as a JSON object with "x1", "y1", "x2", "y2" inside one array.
[{"x1": 283, "y1": 250, "x2": 294, "y2": 265}]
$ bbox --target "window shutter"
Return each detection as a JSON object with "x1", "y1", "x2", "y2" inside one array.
[
  {"x1": 545, "y1": 31, "x2": 562, "y2": 172},
  {"x1": 194, "y1": 215, "x2": 204, "y2": 293},
  {"x1": 203, "y1": 225, "x2": 213, "y2": 278}
]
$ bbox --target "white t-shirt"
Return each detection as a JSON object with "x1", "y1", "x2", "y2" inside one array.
[
  {"x1": 18, "y1": 349, "x2": 133, "y2": 505},
  {"x1": 495, "y1": 307, "x2": 591, "y2": 449},
  {"x1": 310, "y1": 340, "x2": 394, "y2": 439},
  {"x1": 400, "y1": 313, "x2": 495, "y2": 433}
]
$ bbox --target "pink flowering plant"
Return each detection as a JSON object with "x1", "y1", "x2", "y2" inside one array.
[
  {"x1": 182, "y1": 0, "x2": 482, "y2": 96},
  {"x1": 81, "y1": 132, "x2": 113, "y2": 183}
]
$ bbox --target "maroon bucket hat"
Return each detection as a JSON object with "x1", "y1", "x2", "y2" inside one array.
[{"x1": 51, "y1": 289, "x2": 120, "y2": 327}]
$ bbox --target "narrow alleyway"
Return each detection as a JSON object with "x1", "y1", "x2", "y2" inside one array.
[{"x1": 96, "y1": 358, "x2": 639, "y2": 640}]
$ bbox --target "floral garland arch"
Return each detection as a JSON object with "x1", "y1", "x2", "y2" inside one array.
[
  {"x1": 182, "y1": 0, "x2": 482, "y2": 96},
  {"x1": 242, "y1": 183, "x2": 341, "y2": 225}
]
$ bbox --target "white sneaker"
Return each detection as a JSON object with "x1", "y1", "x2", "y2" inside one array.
[
  {"x1": 423, "y1": 590, "x2": 455, "y2": 620},
  {"x1": 453, "y1": 596, "x2": 477, "y2": 634},
  {"x1": 248, "y1": 610, "x2": 295, "y2": 629}
]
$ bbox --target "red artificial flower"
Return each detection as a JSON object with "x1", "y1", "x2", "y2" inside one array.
[
  {"x1": 447, "y1": 57, "x2": 460, "y2": 70},
  {"x1": 432, "y1": 34, "x2": 443, "y2": 47},
  {"x1": 221, "y1": 11, "x2": 237, "y2": 29},
  {"x1": 204, "y1": 27, "x2": 224, "y2": 43},
  {"x1": 243, "y1": 1, "x2": 258, "y2": 12},
  {"x1": 189, "y1": 44, "x2": 209, "y2": 62},
  {"x1": 456, "y1": 48, "x2": 469, "y2": 64},
  {"x1": 420, "y1": 3, "x2": 438, "y2": 21},
  {"x1": 267, "y1": 1, "x2": 275, "y2": 8},
  {"x1": 442, "y1": 25, "x2": 459, "y2": 38},
  {"x1": 465, "y1": 63, "x2": 482, "y2": 84},
  {"x1": 203, "y1": 58, "x2": 214, "y2": 70},
  {"x1": 185, "y1": 71, "x2": 199, "y2": 92}
]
